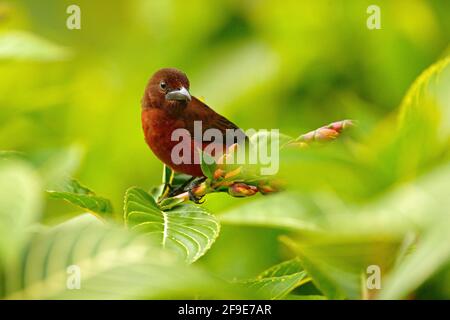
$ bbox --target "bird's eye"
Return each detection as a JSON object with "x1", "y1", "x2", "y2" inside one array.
[{"x1": 160, "y1": 82, "x2": 167, "y2": 90}]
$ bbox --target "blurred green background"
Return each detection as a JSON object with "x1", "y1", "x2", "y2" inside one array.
[{"x1": 1, "y1": 0, "x2": 449, "y2": 299}]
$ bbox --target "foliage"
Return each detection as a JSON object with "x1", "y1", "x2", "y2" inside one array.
[
  {"x1": 124, "y1": 187, "x2": 220, "y2": 263},
  {"x1": 1, "y1": 0, "x2": 450, "y2": 300},
  {"x1": 47, "y1": 179, "x2": 113, "y2": 217},
  {"x1": 238, "y1": 258, "x2": 311, "y2": 299}
]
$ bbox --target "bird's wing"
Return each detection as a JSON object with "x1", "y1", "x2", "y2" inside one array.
[{"x1": 183, "y1": 97, "x2": 247, "y2": 146}]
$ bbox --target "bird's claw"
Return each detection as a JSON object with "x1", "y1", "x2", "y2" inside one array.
[{"x1": 188, "y1": 189, "x2": 205, "y2": 204}]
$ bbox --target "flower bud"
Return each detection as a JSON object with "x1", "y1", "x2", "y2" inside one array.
[
  {"x1": 228, "y1": 183, "x2": 258, "y2": 197},
  {"x1": 258, "y1": 184, "x2": 277, "y2": 194},
  {"x1": 191, "y1": 182, "x2": 207, "y2": 197},
  {"x1": 327, "y1": 119, "x2": 353, "y2": 132},
  {"x1": 298, "y1": 131, "x2": 316, "y2": 143},
  {"x1": 257, "y1": 180, "x2": 281, "y2": 194},
  {"x1": 213, "y1": 168, "x2": 225, "y2": 180},
  {"x1": 224, "y1": 166, "x2": 242, "y2": 179},
  {"x1": 314, "y1": 128, "x2": 339, "y2": 142},
  {"x1": 258, "y1": 179, "x2": 284, "y2": 195}
]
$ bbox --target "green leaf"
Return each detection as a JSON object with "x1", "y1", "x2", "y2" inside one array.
[
  {"x1": 0, "y1": 160, "x2": 42, "y2": 260},
  {"x1": 124, "y1": 187, "x2": 220, "y2": 263},
  {"x1": 200, "y1": 149, "x2": 216, "y2": 179},
  {"x1": 219, "y1": 162, "x2": 450, "y2": 299},
  {"x1": 398, "y1": 55, "x2": 450, "y2": 139},
  {"x1": 33, "y1": 146, "x2": 83, "y2": 191},
  {"x1": 285, "y1": 294, "x2": 327, "y2": 300},
  {"x1": 219, "y1": 192, "x2": 326, "y2": 231},
  {"x1": 249, "y1": 130, "x2": 294, "y2": 149},
  {"x1": 379, "y1": 220, "x2": 450, "y2": 299},
  {"x1": 281, "y1": 232, "x2": 401, "y2": 300},
  {"x1": 149, "y1": 184, "x2": 166, "y2": 201},
  {"x1": 359, "y1": 56, "x2": 450, "y2": 189},
  {"x1": 2, "y1": 214, "x2": 218, "y2": 299},
  {"x1": 47, "y1": 179, "x2": 113, "y2": 217},
  {"x1": 240, "y1": 258, "x2": 309, "y2": 299},
  {"x1": 0, "y1": 31, "x2": 71, "y2": 61},
  {"x1": 279, "y1": 236, "x2": 349, "y2": 300},
  {"x1": 257, "y1": 257, "x2": 305, "y2": 278},
  {"x1": 158, "y1": 196, "x2": 186, "y2": 211},
  {"x1": 396, "y1": 55, "x2": 450, "y2": 173},
  {"x1": 0, "y1": 150, "x2": 26, "y2": 160},
  {"x1": 0, "y1": 146, "x2": 83, "y2": 191}
]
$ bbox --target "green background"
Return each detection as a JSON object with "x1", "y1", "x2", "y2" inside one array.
[{"x1": 1, "y1": 0, "x2": 449, "y2": 299}]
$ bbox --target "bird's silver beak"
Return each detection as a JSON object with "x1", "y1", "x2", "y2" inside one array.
[{"x1": 165, "y1": 87, "x2": 191, "y2": 102}]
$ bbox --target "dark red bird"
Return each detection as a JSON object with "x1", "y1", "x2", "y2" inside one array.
[{"x1": 142, "y1": 68, "x2": 245, "y2": 177}]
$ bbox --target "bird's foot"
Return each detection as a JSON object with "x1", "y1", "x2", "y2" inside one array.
[
  {"x1": 188, "y1": 189, "x2": 205, "y2": 204},
  {"x1": 187, "y1": 176, "x2": 207, "y2": 204},
  {"x1": 167, "y1": 176, "x2": 196, "y2": 198}
]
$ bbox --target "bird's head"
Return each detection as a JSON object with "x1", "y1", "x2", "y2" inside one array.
[{"x1": 143, "y1": 68, "x2": 191, "y2": 110}]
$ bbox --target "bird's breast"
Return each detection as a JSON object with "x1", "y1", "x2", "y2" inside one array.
[
  {"x1": 142, "y1": 108, "x2": 182, "y2": 154},
  {"x1": 141, "y1": 108, "x2": 204, "y2": 176}
]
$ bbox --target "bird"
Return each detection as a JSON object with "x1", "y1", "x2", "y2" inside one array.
[{"x1": 141, "y1": 68, "x2": 246, "y2": 181}]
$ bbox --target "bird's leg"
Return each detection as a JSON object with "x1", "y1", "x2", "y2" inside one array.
[
  {"x1": 187, "y1": 177, "x2": 207, "y2": 204},
  {"x1": 188, "y1": 189, "x2": 205, "y2": 204},
  {"x1": 160, "y1": 183, "x2": 174, "y2": 200},
  {"x1": 168, "y1": 176, "x2": 196, "y2": 197},
  {"x1": 159, "y1": 165, "x2": 175, "y2": 200}
]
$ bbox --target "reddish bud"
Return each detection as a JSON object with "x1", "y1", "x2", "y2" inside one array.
[
  {"x1": 298, "y1": 131, "x2": 316, "y2": 143},
  {"x1": 257, "y1": 179, "x2": 284, "y2": 194},
  {"x1": 213, "y1": 168, "x2": 225, "y2": 180},
  {"x1": 314, "y1": 128, "x2": 339, "y2": 141},
  {"x1": 327, "y1": 119, "x2": 353, "y2": 132},
  {"x1": 191, "y1": 182, "x2": 207, "y2": 197},
  {"x1": 224, "y1": 166, "x2": 242, "y2": 179},
  {"x1": 228, "y1": 183, "x2": 258, "y2": 197},
  {"x1": 258, "y1": 184, "x2": 277, "y2": 194}
]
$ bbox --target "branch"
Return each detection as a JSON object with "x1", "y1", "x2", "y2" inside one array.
[{"x1": 159, "y1": 119, "x2": 355, "y2": 205}]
